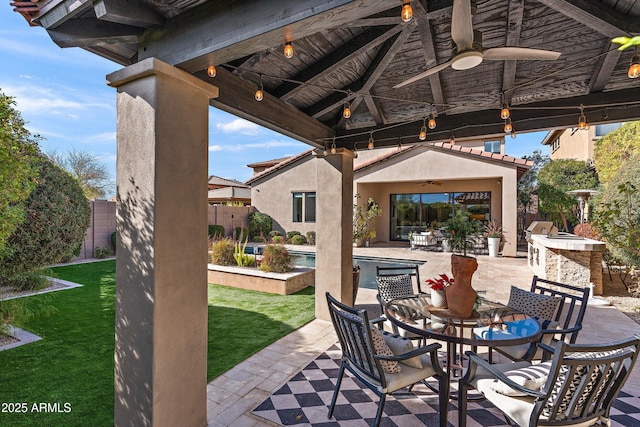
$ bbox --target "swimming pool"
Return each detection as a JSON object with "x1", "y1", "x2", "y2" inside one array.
[{"x1": 288, "y1": 251, "x2": 424, "y2": 290}]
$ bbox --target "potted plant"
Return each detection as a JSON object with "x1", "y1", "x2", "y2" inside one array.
[
  {"x1": 444, "y1": 210, "x2": 482, "y2": 257},
  {"x1": 352, "y1": 194, "x2": 382, "y2": 247},
  {"x1": 484, "y1": 220, "x2": 503, "y2": 257}
]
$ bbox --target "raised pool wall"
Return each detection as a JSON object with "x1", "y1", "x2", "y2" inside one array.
[{"x1": 207, "y1": 264, "x2": 315, "y2": 295}]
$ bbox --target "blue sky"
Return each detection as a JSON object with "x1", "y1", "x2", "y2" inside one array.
[{"x1": 1, "y1": 7, "x2": 548, "y2": 197}]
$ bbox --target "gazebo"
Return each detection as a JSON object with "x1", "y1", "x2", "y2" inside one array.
[{"x1": 14, "y1": 1, "x2": 640, "y2": 426}]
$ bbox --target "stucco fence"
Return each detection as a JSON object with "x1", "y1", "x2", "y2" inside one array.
[{"x1": 76, "y1": 202, "x2": 254, "y2": 260}]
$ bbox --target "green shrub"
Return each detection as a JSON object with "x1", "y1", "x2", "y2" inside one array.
[
  {"x1": 248, "y1": 212, "x2": 272, "y2": 239},
  {"x1": 272, "y1": 235, "x2": 285, "y2": 244},
  {"x1": 233, "y1": 237, "x2": 255, "y2": 267},
  {"x1": 252, "y1": 235, "x2": 264, "y2": 243},
  {"x1": 209, "y1": 239, "x2": 235, "y2": 266},
  {"x1": 0, "y1": 270, "x2": 49, "y2": 292},
  {"x1": 260, "y1": 244, "x2": 293, "y2": 273},
  {"x1": 95, "y1": 246, "x2": 111, "y2": 259},
  {"x1": 110, "y1": 231, "x2": 116, "y2": 253},
  {"x1": 286, "y1": 231, "x2": 301, "y2": 242},
  {"x1": 234, "y1": 227, "x2": 249, "y2": 241},
  {"x1": 269, "y1": 230, "x2": 281, "y2": 237},
  {"x1": 208, "y1": 224, "x2": 225, "y2": 239},
  {"x1": 290, "y1": 235, "x2": 306, "y2": 245},
  {"x1": 0, "y1": 157, "x2": 90, "y2": 279},
  {"x1": 0, "y1": 294, "x2": 56, "y2": 334},
  {"x1": 306, "y1": 231, "x2": 316, "y2": 245}
]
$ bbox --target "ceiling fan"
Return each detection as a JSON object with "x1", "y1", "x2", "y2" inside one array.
[
  {"x1": 393, "y1": 0, "x2": 561, "y2": 88},
  {"x1": 420, "y1": 180, "x2": 442, "y2": 186}
]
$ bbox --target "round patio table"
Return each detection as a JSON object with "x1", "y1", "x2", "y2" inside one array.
[{"x1": 384, "y1": 294, "x2": 542, "y2": 396}]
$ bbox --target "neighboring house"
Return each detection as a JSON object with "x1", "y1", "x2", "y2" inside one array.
[
  {"x1": 207, "y1": 175, "x2": 251, "y2": 205},
  {"x1": 541, "y1": 123, "x2": 623, "y2": 165},
  {"x1": 246, "y1": 139, "x2": 532, "y2": 257}
]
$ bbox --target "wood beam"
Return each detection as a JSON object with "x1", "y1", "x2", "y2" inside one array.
[
  {"x1": 203, "y1": 67, "x2": 334, "y2": 148},
  {"x1": 589, "y1": 46, "x2": 621, "y2": 92},
  {"x1": 94, "y1": 0, "x2": 163, "y2": 28},
  {"x1": 334, "y1": 88, "x2": 640, "y2": 148},
  {"x1": 363, "y1": 93, "x2": 385, "y2": 124},
  {"x1": 35, "y1": 0, "x2": 93, "y2": 29},
  {"x1": 47, "y1": 20, "x2": 142, "y2": 48},
  {"x1": 274, "y1": 25, "x2": 402, "y2": 101},
  {"x1": 139, "y1": 0, "x2": 397, "y2": 73},
  {"x1": 502, "y1": 0, "x2": 525, "y2": 104},
  {"x1": 350, "y1": 17, "x2": 401, "y2": 27},
  {"x1": 413, "y1": 2, "x2": 445, "y2": 112},
  {"x1": 536, "y1": 0, "x2": 640, "y2": 36}
]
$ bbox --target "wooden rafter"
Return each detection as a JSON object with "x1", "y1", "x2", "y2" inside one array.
[
  {"x1": 536, "y1": 0, "x2": 640, "y2": 36},
  {"x1": 94, "y1": 0, "x2": 163, "y2": 28},
  {"x1": 47, "y1": 19, "x2": 142, "y2": 48},
  {"x1": 413, "y1": 2, "x2": 445, "y2": 113},
  {"x1": 501, "y1": 0, "x2": 525, "y2": 105}
]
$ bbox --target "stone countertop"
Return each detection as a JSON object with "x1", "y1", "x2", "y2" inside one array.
[{"x1": 531, "y1": 234, "x2": 606, "y2": 251}]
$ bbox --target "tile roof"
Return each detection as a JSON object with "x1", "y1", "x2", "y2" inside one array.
[
  {"x1": 208, "y1": 175, "x2": 248, "y2": 188},
  {"x1": 245, "y1": 149, "x2": 314, "y2": 185}
]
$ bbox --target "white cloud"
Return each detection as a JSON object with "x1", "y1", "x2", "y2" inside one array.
[
  {"x1": 209, "y1": 145, "x2": 223, "y2": 152},
  {"x1": 85, "y1": 132, "x2": 116, "y2": 143},
  {"x1": 208, "y1": 138, "x2": 304, "y2": 153},
  {"x1": 215, "y1": 118, "x2": 261, "y2": 135}
]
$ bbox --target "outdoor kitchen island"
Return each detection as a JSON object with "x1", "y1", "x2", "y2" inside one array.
[{"x1": 528, "y1": 233, "x2": 606, "y2": 295}]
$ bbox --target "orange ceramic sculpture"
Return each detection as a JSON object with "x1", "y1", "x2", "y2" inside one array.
[{"x1": 446, "y1": 254, "x2": 478, "y2": 318}]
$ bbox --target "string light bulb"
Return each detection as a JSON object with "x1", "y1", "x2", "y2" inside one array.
[
  {"x1": 428, "y1": 112, "x2": 437, "y2": 129},
  {"x1": 500, "y1": 101, "x2": 510, "y2": 120},
  {"x1": 401, "y1": 1, "x2": 413, "y2": 22},
  {"x1": 397, "y1": 137, "x2": 402, "y2": 151},
  {"x1": 418, "y1": 117, "x2": 427, "y2": 141},
  {"x1": 322, "y1": 143, "x2": 328, "y2": 156},
  {"x1": 510, "y1": 130, "x2": 517, "y2": 139},
  {"x1": 353, "y1": 143, "x2": 358, "y2": 158},
  {"x1": 578, "y1": 105, "x2": 589, "y2": 130},
  {"x1": 450, "y1": 134, "x2": 455, "y2": 144},
  {"x1": 343, "y1": 99, "x2": 351, "y2": 119},
  {"x1": 254, "y1": 75, "x2": 264, "y2": 102},
  {"x1": 368, "y1": 131, "x2": 375, "y2": 150},
  {"x1": 207, "y1": 65, "x2": 217, "y2": 78},
  {"x1": 284, "y1": 41, "x2": 294, "y2": 59},
  {"x1": 504, "y1": 118, "x2": 513, "y2": 133},
  {"x1": 330, "y1": 138, "x2": 337, "y2": 155},
  {"x1": 628, "y1": 47, "x2": 640, "y2": 78}
]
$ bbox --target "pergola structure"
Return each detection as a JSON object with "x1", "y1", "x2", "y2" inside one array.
[{"x1": 15, "y1": 1, "x2": 640, "y2": 426}]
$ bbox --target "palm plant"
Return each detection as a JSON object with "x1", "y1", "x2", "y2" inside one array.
[{"x1": 445, "y1": 210, "x2": 482, "y2": 256}]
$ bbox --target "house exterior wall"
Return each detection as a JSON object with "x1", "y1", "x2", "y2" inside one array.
[
  {"x1": 250, "y1": 154, "x2": 317, "y2": 237},
  {"x1": 549, "y1": 127, "x2": 595, "y2": 161},
  {"x1": 77, "y1": 199, "x2": 117, "y2": 259}
]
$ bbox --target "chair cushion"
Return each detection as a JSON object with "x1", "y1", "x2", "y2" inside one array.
[
  {"x1": 495, "y1": 318, "x2": 560, "y2": 361},
  {"x1": 489, "y1": 361, "x2": 552, "y2": 396},
  {"x1": 508, "y1": 286, "x2": 562, "y2": 319},
  {"x1": 370, "y1": 327, "x2": 402, "y2": 373},
  {"x1": 376, "y1": 274, "x2": 414, "y2": 304},
  {"x1": 379, "y1": 329, "x2": 423, "y2": 369}
]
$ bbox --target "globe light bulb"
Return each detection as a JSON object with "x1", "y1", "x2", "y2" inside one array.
[
  {"x1": 500, "y1": 102, "x2": 510, "y2": 120},
  {"x1": 368, "y1": 134, "x2": 374, "y2": 150},
  {"x1": 428, "y1": 113, "x2": 436, "y2": 129},
  {"x1": 419, "y1": 126, "x2": 427, "y2": 141},
  {"x1": 343, "y1": 102, "x2": 351, "y2": 119},
  {"x1": 401, "y1": 1, "x2": 413, "y2": 22},
  {"x1": 629, "y1": 51, "x2": 640, "y2": 78},
  {"x1": 255, "y1": 86, "x2": 264, "y2": 102},
  {"x1": 504, "y1": 118, "x2": 512, "y2": 133},
  {"x1": 284, "y1": 42, "x2": 294, "y2": 59},
  {"x1": 207, "y1": 65, "x2": 216, "y2": 78}
]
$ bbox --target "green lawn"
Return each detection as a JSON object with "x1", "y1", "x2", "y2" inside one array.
[{"x1": 0, "y1": 260, "x2": 315, "y2": 426}]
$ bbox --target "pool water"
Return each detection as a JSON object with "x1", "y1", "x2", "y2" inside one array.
[{"x1": 289, "y1": 252, "x2": 424, "y2": 290}]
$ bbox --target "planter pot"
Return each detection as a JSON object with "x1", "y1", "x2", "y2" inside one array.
[
  {"x1": 441, "y1": 239, "x2": 451, "y2": 253},
  {"x1": 430, "y1": 288, "x2": 447, "y2": 308},
  {"x1": 487, "y1": 237, "x2": 501, "y2": 257},
  {"x1": 445, "y1": 254, "x2": 478, "y2": 318}
]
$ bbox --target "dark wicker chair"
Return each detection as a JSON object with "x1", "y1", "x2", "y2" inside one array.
[{"x1": 326, "y1": 292, "x2": 449, "y2": 427}]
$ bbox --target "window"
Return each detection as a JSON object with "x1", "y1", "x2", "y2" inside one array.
[
  {"x1": 305, "y1": 193, "x2": 316, "y2": 222},
  {"x1": 484, "y1": 140, "x2": 501, "y2": 153},
  {"x1": 551, "y1": 137, "x2": 560, "y2": 152},
  {"x1": 293, "y1": 192, "x2": 316, "y2": 223},
  {"x1": 292, "y1": 193, "x2": 303, "y2": 222}
]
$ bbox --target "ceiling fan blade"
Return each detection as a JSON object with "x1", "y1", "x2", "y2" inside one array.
[
  {"x1": 451, "y1": 0, "x2": 474, "y2": 51},
  {"x1": 393, "y1": 60, "x2": 454, "y2": 88},
  {"x1": 483, "y1": 47, "x2": 561, "y2": 61}
]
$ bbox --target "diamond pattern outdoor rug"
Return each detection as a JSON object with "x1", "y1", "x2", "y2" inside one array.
[{"x1": 253, "y1": 344, "x2": 640, "y2": 426}]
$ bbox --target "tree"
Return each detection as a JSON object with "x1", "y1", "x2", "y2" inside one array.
[
  {"x1": 593, "y1": 153, "x2": 640, "y2": 271},
  {"x1": 537, "y1": 159, "x2": 598, "y2": 231},
  {"x1": 353, "y1": 195, "x2": 382, "y2": 244},
  {"x1": 48, "y1": 148, "x2": 113, "y2": 199},
  {"x1": 0, "y1": 91, "x2": 40, "y2": 257},
  {"x1": 0, "y1": 156, "x2": 91, "y2": 281},
  {"x1": 517, "y1": 150, "x2": 550, "y2": 227},
  {"x1": 593, "y1": 121, "x2": 640, "y2": 184}
]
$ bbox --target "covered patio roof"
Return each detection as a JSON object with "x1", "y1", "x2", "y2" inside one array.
[{"x1": 16, "y1": 0, "x2": 640, "y2": 149}]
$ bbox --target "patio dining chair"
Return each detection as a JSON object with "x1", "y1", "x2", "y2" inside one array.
[
  {"x1": 458, "y1": 335, "x2": 640, "y2": 427},
  {"x1": 491, "y1": 275, "x2": 590, "y2": 363},
  {"x1": 325, "y1": 292, "x2": 449, "y2": 427}
]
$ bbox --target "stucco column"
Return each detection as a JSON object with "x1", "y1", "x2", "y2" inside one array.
[
  {"x1": 501, "y1": 170, "x2": 518, "y2": 257},
  {"x1": 107, "y1": 58, "x2": 218, "y2": 427},
  {"x1": 315, "y1": 148, "x2": 354, "y2": 320}
]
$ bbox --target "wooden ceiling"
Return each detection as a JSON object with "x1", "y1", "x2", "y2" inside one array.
[{"x1": 21, "y1": 0, "x2": 640, "y2": 149}]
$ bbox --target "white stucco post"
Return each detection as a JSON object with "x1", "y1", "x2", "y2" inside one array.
[
  {"x1": 502, "y1": 169, "x2": 518, "y2": 257},
  {"x1": 107, "y1": 58, "x2": 218, "y2": 427},
  {"x1": 315, "y1": 148, "x2": 355, "y2": 320}
]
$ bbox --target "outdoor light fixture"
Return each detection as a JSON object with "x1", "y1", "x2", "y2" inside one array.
[
  {"x1": 510, "y1": 130, "x2": 517, "y2": 139},
  {"x1": 254, "y1": 75, "x2": 264, "y2": 102},
  {"x1": 330, "y1": 138, "x2": 337, "y2": 155},
  {"x1": 500, "y1": 101, "x2": 510, "y2": 120},
  {"x1": 397, "y1": 138, "x2": 402, "y2": 151},
  {"x1": 343, "y1": 99, "x2": 351, "y2": 119},
  {"x1": 428, "y1": 112, "x2": 437, "y2": 129},
  {"x1": 401, "y1": 1, "x2": 413, "y2": 22},
  {"x1": 578, "y1": 104, "x2": 589, "y2": 130},
  {"x1": 450, "y1": 134, "x2": 455, "y2": 144},
  {"x1": 368, "y1": 131, "x2": 375, "y2": 150},
  {"x1": 418, "y1": 117, "x2": 427, "y2": 140},
  {"x1": 504, "y1": 118, "x2": 513, "y2": 133},
  {"x1": 284, "y1": 42, "x2": 294, "y2": 59},
  {"x1": 628, "y1": 48, "x2": 640, "y2": 78},
  {"x1": 322, "y1": 143, "x2": 328, "y2": 156},
  {"x1": 207, "y1": 65, "x2": 217, "y2": 78}
]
